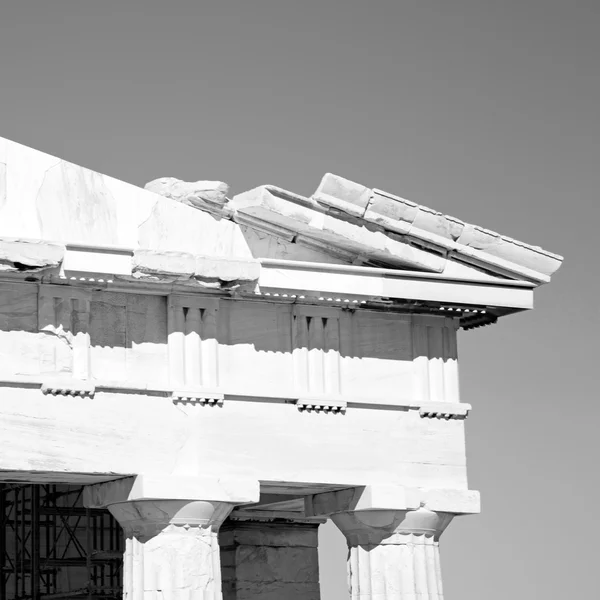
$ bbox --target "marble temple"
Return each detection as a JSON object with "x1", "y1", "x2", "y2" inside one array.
[{"x1": 0, "y1": 136, "x2": 563, "y2": 599}]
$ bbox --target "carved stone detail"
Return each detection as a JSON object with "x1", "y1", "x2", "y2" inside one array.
[
  {"x1": 38, "y1": 285, "x2": 92, "y2": 380},
  {"x1": 418, "y1": 402, "x2": 470, "y2": 419},
  {"x1": 168, "y1": 295, "x2": 220, "y2": 396},
  {"x1": 295, "y1": 397, "x2": 346, "y2": 413},
  {"x1": 41, "y1": 379, "x2": 95, "y2": 398},
  {"x1": 292, "y1": 305, "x2": 341, "y2": 398},
  {"x1": 412, "y1": 316, "x2": 459, "y2": 404},
  {"x1": 172, "y1": 389, "x2": 224, "y2": 406}
]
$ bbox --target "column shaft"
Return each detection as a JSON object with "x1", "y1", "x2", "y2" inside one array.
[{"x1": 348, "y1": 535, "x2": 443, "y2": 599}]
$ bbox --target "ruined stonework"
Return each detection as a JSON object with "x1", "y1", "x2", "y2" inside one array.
[{"x1": 0, "y1": 136, "x2": 562, "y2": 599}]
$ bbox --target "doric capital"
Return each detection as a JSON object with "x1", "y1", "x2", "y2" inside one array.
[
  {"x1": 108, "y1": 499, "x2": 232, "y2": 540},
  {"x1": 332, "y1": 507, "x2": 453, "y2": 546}
]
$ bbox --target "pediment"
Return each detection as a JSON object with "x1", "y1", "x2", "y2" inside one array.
[
  {"x1": 0, "y1": 136, "x2": 562, "y2": 293},
  {"x1": 229, "y1": 174, "x2": 563, "y2": 285}
]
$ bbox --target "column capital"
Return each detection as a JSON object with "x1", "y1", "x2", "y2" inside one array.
[
  {"x1": 109, "y1": 498, "x2": 233, "y2": 540},
  {"x1": 332, "y1": 507, "x2": 453, "y2": 546}
]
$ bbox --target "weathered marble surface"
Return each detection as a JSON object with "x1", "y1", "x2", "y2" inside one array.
[
  {"x1": 132, "y1": 249, "x2": 260, "y2": 288},
  {"x1": 0, "y1": 136, "x2": 563, "y2": 286},
  {"x1": 313, "y1": 173, "x2": 563, "y2": 281},
  {"x1": 0, "y1": 137, "x2": 253, "y2": 261},
  {"x1": 145, "y1": 177, "x2": 230, "y2": 213},
  {"x1": 231, "y1": 186, "x2": 447, "y2": 273},
  {"x1": 0, "y1": 281, "x2": 469, "y2": 488},
  {"x1": 0, "y1": 239, "x2": 64, "y2": 271},
  {"x1": 0, "y1": 385, "x2": 468, "y2": 489}
]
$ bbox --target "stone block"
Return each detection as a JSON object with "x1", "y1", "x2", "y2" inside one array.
[
  {"x1": 312, "y1": 172, "x2": 372, "y2": 217},
  {"x1": 195, "y1": 255, "x2": 260, "y2": 283},
  {"x1": 133, "y1": 249, "x2": 196, "y2": 278},
  {"x1": 144, "y1": 177, "x2": 230, "y2": 213},
  {"x1": 368, "y1": 189, "x2": 419, "y2": 224},
  {"x1": 233, "y1": 546, "x2": 319, "y2": 583},
  {"x1": 0, "y1": 238, "x2": 64, "y2": 270}
]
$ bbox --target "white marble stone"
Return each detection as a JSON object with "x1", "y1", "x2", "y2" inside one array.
[{"x1": 144, "y1": 177, "x2": 230, "y2": 213}]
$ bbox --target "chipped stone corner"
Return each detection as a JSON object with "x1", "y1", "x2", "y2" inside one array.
[
  {"x1": 144, "y1": 177, "x2": 230, "y2": 217},
  {"x1": 0, "y1": 238, "x2": 65, "y2": 272}
]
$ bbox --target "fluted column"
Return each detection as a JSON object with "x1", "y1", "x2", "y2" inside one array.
[
  {"x1": 331, "y1": 507, "x2": 453, "y2": 600},
  {"x1": 109, "y1": 499, "x2": 234, "y2": 600}
]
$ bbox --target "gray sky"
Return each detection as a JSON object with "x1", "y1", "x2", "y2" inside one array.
[{"x1": 1, "y1": 1, "x2": 598, "y2": 598}]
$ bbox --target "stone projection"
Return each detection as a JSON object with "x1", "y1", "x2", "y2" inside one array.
[{"x1": 0, "y1": 136, "x2": 562, "y2": 599}]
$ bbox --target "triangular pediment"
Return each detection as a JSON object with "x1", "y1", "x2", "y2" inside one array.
[{"x1": 0, "y1": 136, "x2": 562, "y2": 292}]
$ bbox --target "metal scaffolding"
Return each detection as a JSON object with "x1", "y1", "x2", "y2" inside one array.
[{"x1": 0, "y1": 484, "x2": 123, "y2": 600}]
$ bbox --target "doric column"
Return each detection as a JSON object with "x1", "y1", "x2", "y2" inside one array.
[
  {"x1": 112, "y1": 499, "x2": 232, "y2": 600},
  {"x1": 219, "y1": 516, "x2": 322, "y2": 600},
  {"x1": 306, "y1": 485, "x2": 480, "y2": 600},
  {"x1": 83, "y1": 475, "x2": 259, "y2": 600},
  {"x1": 332, "y1": 507, "x2": 452, "y2": 599}
]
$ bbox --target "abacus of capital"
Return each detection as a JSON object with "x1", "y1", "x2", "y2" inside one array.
[{"x1": 0, "y1": 136, "x2": 562, "y2": 600}]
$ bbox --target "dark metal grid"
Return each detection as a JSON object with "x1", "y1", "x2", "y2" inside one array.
[{"x1": 0, "y1": 484, "x2": 123, "y2": 600}]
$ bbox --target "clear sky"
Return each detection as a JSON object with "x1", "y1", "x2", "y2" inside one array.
[{"x1": 1, "y1": 2, "x2": 598, "y2": 598}]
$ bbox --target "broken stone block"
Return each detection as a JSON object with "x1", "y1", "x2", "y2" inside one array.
[{"x1": 144, "y1": 177, "x2": 230, "y2": 213}]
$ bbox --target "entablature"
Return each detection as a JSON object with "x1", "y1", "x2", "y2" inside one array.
[{"x1": 0, "y1": 238, "x2": 533, "y2": 331}]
